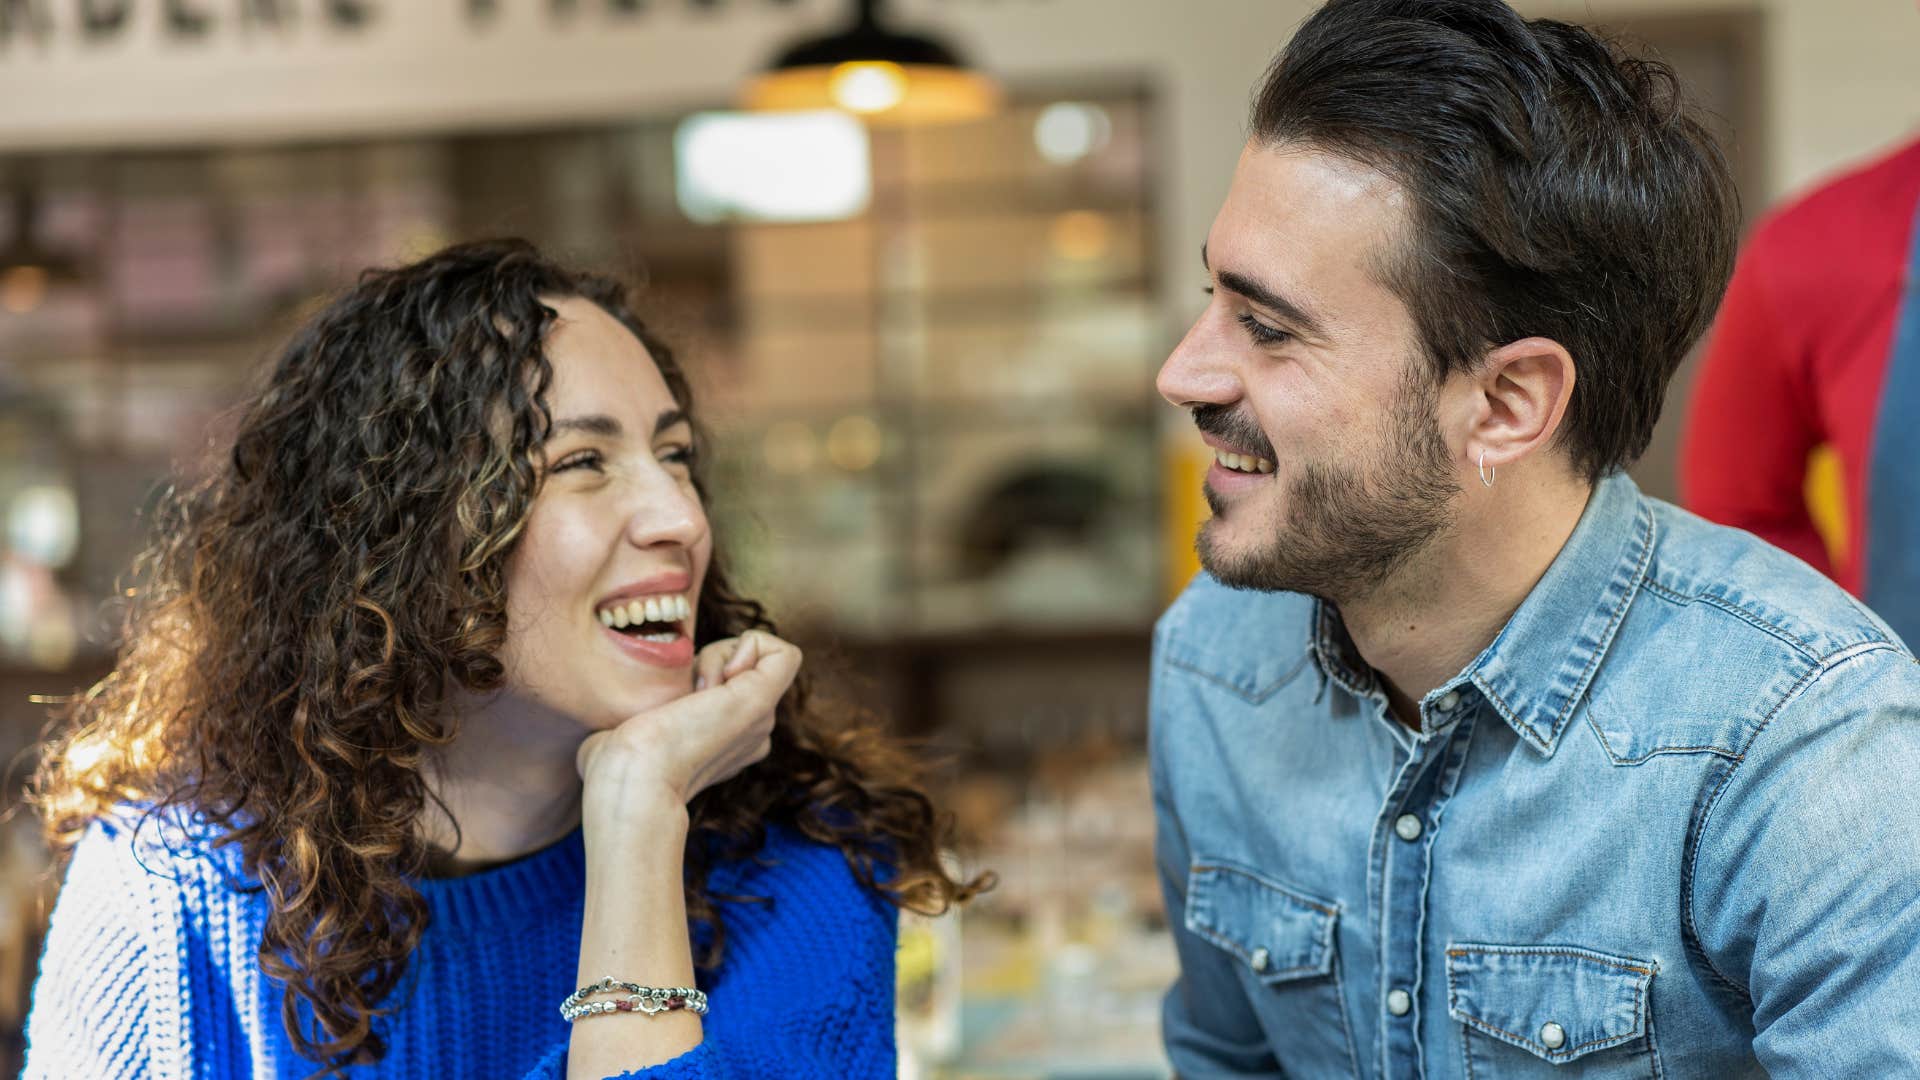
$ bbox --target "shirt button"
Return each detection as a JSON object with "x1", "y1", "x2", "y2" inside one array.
[
  {"x1": 1436, "y1": 690, "x2": 1461, "y2": 712},
  {"x1": 1540, "y1": 1021, "x2": 1567, "y2": 1050},
  {"x1": 1393, "y1": 814, "x2": 1424, "y2": 842},
  {"x1": 1386, "y1": 989, "x2": 1412, "y2": 1016},
  {"x1": 1250, "y1": 947, "x2": 1270, "y2": 973}
]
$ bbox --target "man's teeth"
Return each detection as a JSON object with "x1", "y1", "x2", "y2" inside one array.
[
  {"x1": 1215, "y1": 449, "x2": 1275, "y2": 474},
  {"x1": 597, "y1": 593, "x2": 692, "y2": 630}
]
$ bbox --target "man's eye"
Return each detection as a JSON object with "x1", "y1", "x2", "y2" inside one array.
[{"x1": 1237, "y1": 312, "x2": 1291, "y2": 347}]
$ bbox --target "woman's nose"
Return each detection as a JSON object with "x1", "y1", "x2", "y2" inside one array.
[{"x1": 622, "y1": 469, "x2": 708, "y2": 552}]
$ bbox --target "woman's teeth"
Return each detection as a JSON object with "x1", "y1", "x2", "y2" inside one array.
[
  {"x1": 1215, "y1": 449, "x2": 1275, "y2": 474},
  {"x1": 597, "y1": 593, "x2": 692, "y2": 631}
]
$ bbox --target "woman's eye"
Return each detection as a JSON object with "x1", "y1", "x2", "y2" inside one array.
[
  {"x1": 550, "y1": 450, "x2": 603, "y2": 474},
  {"x1": 659, "y1": 444, "x2": 696, "y2": 468},
  {"x1": 1237, "y1": 312, "x2": 1291, "y2": 347}
]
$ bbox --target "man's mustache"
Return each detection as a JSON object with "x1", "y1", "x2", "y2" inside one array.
[{"x1": 1191, "y1": 405, "x2": 1275, "y2": 461}]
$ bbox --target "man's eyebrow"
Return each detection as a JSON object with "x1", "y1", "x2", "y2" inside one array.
[
  {"x1": 546, "y1": 409, "x2": 690, "y2": 441},
  {"x1": 1202, "y1": 243, "x2": 1329, "y2": 340}
]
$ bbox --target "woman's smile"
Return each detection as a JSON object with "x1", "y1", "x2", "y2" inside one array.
[{"x1": 593, "y1": 573, "x2": 696, "y2": 668}]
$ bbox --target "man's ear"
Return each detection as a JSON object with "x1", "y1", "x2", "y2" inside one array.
[{"x1": 1462, "y1": 336, "x2": 1576, "y2": 475}]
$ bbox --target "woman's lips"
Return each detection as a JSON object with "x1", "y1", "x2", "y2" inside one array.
[{"x1": 601, "y1": 623, "x2": 696, "y2": 668}]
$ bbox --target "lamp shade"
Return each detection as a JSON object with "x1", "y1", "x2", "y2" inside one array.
[{"x1": 743, "y1": 0, "x2": 1000, "y2": 124}]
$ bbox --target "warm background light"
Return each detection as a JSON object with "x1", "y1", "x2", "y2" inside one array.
[
  {"x1": 1048, "y1": 211, "x2": 1113, "y2": 262},
  {"x1": 825, "y1": 414, "x2": 883, "y2": 472},
  {"x1": 831, "y1": 62, "x2": 908, "y2": 114},
  {"x1": 0, "y1": 266, "x2": 48, "y2": 314},
  {"x1": 744, "y1": 62, "x2": 1000, "y2": 125},
  {"x1": 762, "y1": 420, "x2": 820, "y2": 476}
]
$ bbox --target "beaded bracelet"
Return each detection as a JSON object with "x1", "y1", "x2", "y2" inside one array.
[{"x1": 559, "y1": 977, "x2": 709, "y2": 1022}]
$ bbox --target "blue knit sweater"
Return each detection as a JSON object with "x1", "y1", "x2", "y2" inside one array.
[{"x1": 24, "y1": 812, "x2": 898, "y2": 1078}]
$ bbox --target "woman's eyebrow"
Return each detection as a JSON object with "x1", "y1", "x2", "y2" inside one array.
[
  {"x1": 546, "y1": 409, "x2": 687, "y2": 441},
  {"x1": 547, "y1": 414, "x2": 622, "y2": 440},
  {"x1": 654, "y1": 408, "x2": 689, "y2": 436}
]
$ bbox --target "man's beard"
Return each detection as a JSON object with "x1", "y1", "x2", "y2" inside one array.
[{"x1": 1195, "y1": 370, "x2": 1460, "y2": 601}]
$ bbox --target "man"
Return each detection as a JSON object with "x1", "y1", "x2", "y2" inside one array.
[
  {"x1": 1149, "y1": 1, "x2": 1920, "y2": 1077},
  {"x1": 1681, "y1": 133, "x2": 1920, "y2": 647}
]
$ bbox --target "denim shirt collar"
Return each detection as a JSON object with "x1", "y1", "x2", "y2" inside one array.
[{"x1": 1310, "y1": 472, "x2": 1656, "y2": 753}]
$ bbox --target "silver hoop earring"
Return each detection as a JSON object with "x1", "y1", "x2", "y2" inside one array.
[{"x1": 1479, "y1": 450, "x2": 1496, "y2": 488}]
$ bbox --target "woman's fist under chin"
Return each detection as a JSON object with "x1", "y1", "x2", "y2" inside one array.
[{"x1": 575, "y1": 630, "x2": 801, "y2": 829}]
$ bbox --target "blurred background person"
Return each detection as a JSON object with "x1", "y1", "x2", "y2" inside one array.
[
  {"x1": 1, "y1": 1, "x2": 1917, "y2": 1076},
  {"x1": 1681, "y1": 131, "x2": 1920, "y2": 646}
]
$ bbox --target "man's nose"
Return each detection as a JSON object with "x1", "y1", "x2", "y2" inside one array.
[{"x1": 1157, "y1": 313, "x2": 1242, "y2": 409}]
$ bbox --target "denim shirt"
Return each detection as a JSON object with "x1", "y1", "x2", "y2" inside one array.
[{"x1": 1149, "y1": 474, "x2": 1920, "y2": 1079}]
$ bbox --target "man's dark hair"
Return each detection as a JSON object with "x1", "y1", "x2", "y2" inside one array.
[{"x1": 1253, "y1": 0, "x2": 1740, "y2": 482}]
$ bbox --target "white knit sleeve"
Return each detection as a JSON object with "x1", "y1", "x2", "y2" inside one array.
[{"x1": 22, "y1": 818, "x2": 190, "y2": 1080}]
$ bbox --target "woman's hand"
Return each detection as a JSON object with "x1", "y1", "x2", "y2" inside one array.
[
  {"x1": 566, "y1": 633, "x2": 795, "y2": 1079},
  {"x1": 575, "y1": 630, "x2": 801, "y2": 829}
]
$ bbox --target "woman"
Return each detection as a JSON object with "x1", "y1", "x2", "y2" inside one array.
[{"x1": 24, "y1": 239, "x2": 988, "y2": 1079}]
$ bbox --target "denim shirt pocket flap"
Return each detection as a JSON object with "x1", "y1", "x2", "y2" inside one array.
[
  {"x1": 1164, "y1": 639, "x2": 1311, "y2": 705},
  {"x1": 1185, "y1": 860, "x2": 1338, "y2": 984},
  {"x1": 1585, "y1": 687, "x2": 1749, "y2": 765},
  {"x1": 1445, "y1": 944, "x2": 1655, "y2": 1063}
]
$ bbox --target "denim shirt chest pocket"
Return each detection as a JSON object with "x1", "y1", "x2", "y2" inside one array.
[
  {"x1": 1186, "y1": 861, "x2": 1359, "y2": 1072},
  {"x1": 1163, "y1": 637, "x2": 1313, "y2": 706},
  {"x1": 1446, "y1": 944, "x2": 1660, "y2": 1077}
]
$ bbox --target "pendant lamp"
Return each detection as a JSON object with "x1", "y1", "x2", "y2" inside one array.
[{"x1": 743, "y1": 0, "x2": 1001, "y2": 124}]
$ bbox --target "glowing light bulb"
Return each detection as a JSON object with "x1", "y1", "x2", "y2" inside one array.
[{"x1": 830, "y1": 62, "x2": 908, "y2": 114}]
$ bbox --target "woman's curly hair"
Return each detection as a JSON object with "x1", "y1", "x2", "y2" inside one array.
[{"x1": 29, "y1": 238, "x2": 991, "y2": 1075}]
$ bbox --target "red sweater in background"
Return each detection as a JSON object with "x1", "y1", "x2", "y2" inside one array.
[{"x1": 1681, "y1": 136, "x2": 1920, "y2": 596}]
